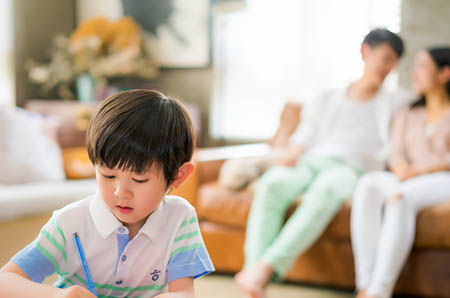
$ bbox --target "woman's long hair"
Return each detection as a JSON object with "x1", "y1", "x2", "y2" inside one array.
[{"x1": 411, "y1": 47, "x2": 450, "y2": 108}]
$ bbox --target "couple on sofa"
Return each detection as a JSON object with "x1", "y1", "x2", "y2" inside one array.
[{"x1": 234, "y1": 28, "x2": 450, "y2": 298}]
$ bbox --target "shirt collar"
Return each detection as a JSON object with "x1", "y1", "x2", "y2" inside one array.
[
  {"x1": 89, "y1": 192, "x2": 122, "y2": 239},
  {"x1": 138, "y1": 198, "x2": 166, "y2": 242},
  {"x1": 89, "y1": 192, "x2": 167, "y2": 241}
]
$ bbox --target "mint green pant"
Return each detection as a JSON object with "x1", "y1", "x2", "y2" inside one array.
[{"x1": 244, "y1": 156, "x2": 362, "y2": 277}]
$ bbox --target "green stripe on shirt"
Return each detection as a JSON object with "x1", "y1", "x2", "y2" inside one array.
[
  {"x1": 51, "y1": 218, "x2": 67, "y2": 246},
  {"x1": 36, "y1": 242, "x2": 61, "y2": 274},
  {"x1": 41, "y1": 229, "x2": 67, "y2": 262},
  {"x1": 174, "y1": 230, "x2": 199, "y2": 243},
  {"x1": 179, "y1": 217, "x2": 197, "y2": 229},
  {"x1": 170, "y1": 242, "x2": 204, "y2": 258},
  {"x1": 71, "y1": 274, "x2": 167, "y2": 292}
]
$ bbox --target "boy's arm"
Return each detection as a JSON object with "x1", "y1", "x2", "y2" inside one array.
[
  {"x1": 0, "y1": 261, "x2": 95, "y2": 298},
  {"x1": 154, "y1": 277, "x2": 194, "y2": 298}
]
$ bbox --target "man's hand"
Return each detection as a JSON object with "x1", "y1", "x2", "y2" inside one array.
[{"x1": 278, "y1": 144, "x2": 304, "y2": 167}]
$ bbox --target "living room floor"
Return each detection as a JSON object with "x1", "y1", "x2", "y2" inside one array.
[
  {"x1": 195, "y1": 274, "x2": 353, "y2": 298},
  {"x1": 44, "y1": 273, "x2": 354, "y2": 297}
]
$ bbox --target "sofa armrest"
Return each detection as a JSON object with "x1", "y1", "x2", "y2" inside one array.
[
  {"x1": 170, "y1": 143, "x2": 270, "y2": 208},
  {"x1": 196, "y1": 143, "x2": 270, "y2": 184}
]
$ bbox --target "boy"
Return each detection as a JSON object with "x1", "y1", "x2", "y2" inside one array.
[
  {"x1": 0, "y1": 89, "x2": 215, "y2": 298},
  {"x1": 235, "y1": 28, "x2": 407, "y2": 298}
]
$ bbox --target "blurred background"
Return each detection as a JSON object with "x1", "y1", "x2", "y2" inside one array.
[{"x1": 1, "y1": 0, "x2": 448, "y2": 146}]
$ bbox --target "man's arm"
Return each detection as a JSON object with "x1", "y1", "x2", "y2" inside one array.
[
  {"x1": 0, "y1": 261, "x2": 95, "y2": 298},
  {"x1": 154, "y1": 277, "x2": 194, "y2": 298},
  {"x1": 269, "y1": 102, "x2": 302, "y2": 149}
]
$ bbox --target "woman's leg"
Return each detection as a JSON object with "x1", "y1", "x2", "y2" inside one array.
[
  {"x1": 367, "y1": 172, "x2": 450, "y2": 298},
  {"x1": 260, "y1": 163, "x2": 361, "y2": 277},
  {"x1": 351, "y1": 172, "x2": 399, "y2": 292}
]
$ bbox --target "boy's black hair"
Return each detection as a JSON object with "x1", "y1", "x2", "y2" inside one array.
[
  {"x1": 86, "y1": 89, "x2": 195, "y2": 186},
  {"x1": 363, "y1": 28, "x2": 404, "y2": 58}
]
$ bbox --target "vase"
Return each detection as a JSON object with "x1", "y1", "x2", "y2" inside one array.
[{"x1": 76, "y1": 73, "x2": 95, "y2": 103}]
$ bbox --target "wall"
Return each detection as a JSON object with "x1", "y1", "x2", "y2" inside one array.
[
  {"x1": 13, "y1": 0, "x2": 76, "y2": 106},
  {"x1": 113, "y1": 68, "x2": 215, "y2": 147},
  {"x1": 398, "y1": 0, "x2": 450, "y2": 89},
  {"x1": 140, "y1": 68, "x2": 215, "y2": 146}
]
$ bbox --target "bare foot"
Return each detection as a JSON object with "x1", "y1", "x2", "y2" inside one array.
[
  {"x1": 356, "y1": 289, "x2": 374, "y2": 298},
  {"x1": 234, "y1": 262, "x2": 273, "y2": 298}
]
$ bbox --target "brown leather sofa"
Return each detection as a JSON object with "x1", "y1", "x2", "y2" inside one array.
[{"x1": 173, "y1": 144, "x2": 450, "y2": 297}]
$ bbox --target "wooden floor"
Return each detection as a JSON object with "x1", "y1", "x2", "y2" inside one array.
[{"x1": 195, "y1": 274, "x2": 354, "y2": 298}]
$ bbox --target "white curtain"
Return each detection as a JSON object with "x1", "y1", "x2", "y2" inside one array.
[
  {"x1": 0, "y1": 0, "x2": 15, "y2": 106},
  {"x1": 211, "y1": 0, "x2": 401, "y2": 141}
]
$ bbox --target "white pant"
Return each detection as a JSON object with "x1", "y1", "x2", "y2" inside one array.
[{"x1": 351, "y1": 171, "x2": 450, "y2": 298}]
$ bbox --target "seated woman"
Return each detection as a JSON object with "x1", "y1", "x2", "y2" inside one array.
[{"x1": 351, "y1": 47, "x2": 450, "y2": 298}]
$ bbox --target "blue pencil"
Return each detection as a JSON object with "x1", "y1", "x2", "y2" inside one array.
[{"x1": 73, "y1": 233, "x2": 98, "y2": 296}]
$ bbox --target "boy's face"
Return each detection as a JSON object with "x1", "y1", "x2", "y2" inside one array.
[
  {"x1": 95, "y1": 163, "x2": 168, "y2": 232},
  {"x1": 362, "y1": 42, "x2": 399, "y2": 86}
]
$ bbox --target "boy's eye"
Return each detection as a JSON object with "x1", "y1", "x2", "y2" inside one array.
[
  {"x1": 133, "y1": 179, "x2": 149, "y2": 184},
  {"x1": 102, "y1": 174, "x2": 115, "y2": 179}
]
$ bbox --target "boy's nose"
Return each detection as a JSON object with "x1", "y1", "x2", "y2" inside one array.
[{"x1": 114, "y1": 182, "x2": 132, "y2": 199}]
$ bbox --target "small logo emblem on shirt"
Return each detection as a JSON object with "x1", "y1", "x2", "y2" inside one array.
[{"x1": 151, "y1": 269, "x2": 161, "y2": 281}]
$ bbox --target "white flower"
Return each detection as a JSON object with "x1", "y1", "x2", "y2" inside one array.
[{"x1": 29, "y1": 66, "x2": 50, "y2": 83}]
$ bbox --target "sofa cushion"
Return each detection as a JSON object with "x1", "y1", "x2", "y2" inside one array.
[
  {"x1": 415, "y1": 200, "x2": 450, "y2": 248},
  {"x1": 198, "y1": 181, "x2": 450, "y2": 248},
  {"x1": 0, "y1": 107, "x2": 65, "y2": 184},
  {"x1": 62, "y1": 147, "x2": 95, "y2": 179},
  {"x1": 198, "y1": 182, "x2": 252, "y2": 229},
  {"x1": 0, "y1": 179, "x2": 97, "y2": 221}
]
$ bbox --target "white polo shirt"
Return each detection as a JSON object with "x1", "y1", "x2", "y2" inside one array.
[{"x1": 12, "y1": 193, "x2": 215, "y2": 297}]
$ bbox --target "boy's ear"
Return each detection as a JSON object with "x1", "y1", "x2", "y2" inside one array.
[{"x1": 171, "y1": 162, "x2": 194, "y2": 189}]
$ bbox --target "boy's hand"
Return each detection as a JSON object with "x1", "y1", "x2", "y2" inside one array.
[
  {"x1": 57, "y1": 286, "x2": 97, "y2": 298},
  {"x1": 153, "y1": 277, "x2": 194, "y2": 298}
]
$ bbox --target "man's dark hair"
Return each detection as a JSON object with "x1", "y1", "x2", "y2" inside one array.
[
  {"x1": 363, "y1": 28, "x2": 404, "y2": 58},
  {"x1": 86, "y1": 89, "x2": 195, "y2": 186}
]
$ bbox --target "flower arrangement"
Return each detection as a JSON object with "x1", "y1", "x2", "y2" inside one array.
[{"x1": 27, "y1": 17, "x2": 159, "y2": 99}]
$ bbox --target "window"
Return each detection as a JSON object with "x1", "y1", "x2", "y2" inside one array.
[
  {"x1": 211, "y1": 0, "x2": 401, "y2": 141},
  {"x1": 0, "y1": 0, "x2": 15, "y2": 106}
]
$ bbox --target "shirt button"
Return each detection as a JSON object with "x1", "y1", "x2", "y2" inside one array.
[
  {"x1": 121, "y1": 255, "x2": 127, "y2": 262},
  {"x1": 115, "y1": 280, "x2": 123, "y2": 285}
]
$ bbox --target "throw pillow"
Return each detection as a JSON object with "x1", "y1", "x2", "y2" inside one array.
[{"x1": 0, "y1": 106, "x2": 65, "y2": 184}]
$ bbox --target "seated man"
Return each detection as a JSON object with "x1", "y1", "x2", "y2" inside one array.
[{"x1": 235, "y1": 28, "x2": 406, "y2": 298}]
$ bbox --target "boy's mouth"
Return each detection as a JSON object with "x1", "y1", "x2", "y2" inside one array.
[{"x1": 116, "y1": 205, "x2": 133, "y2": 214}]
